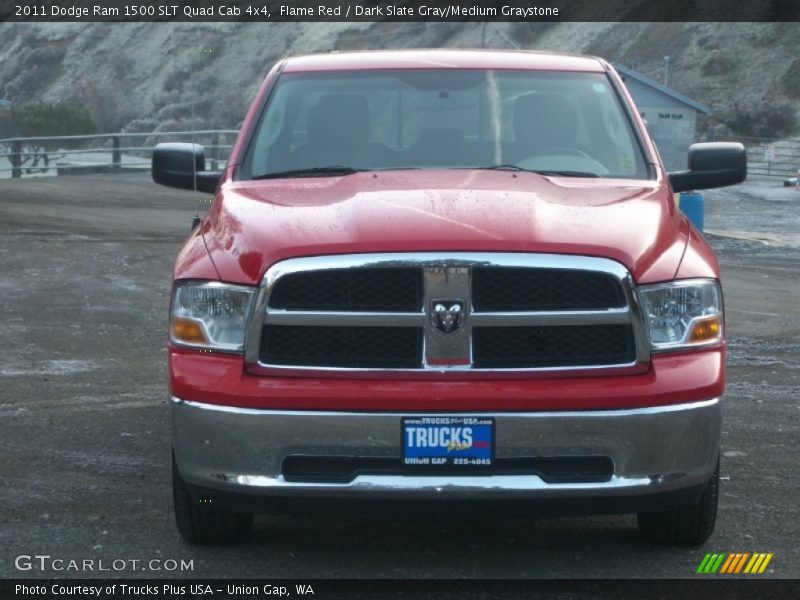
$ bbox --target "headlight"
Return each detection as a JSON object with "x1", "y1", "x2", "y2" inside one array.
[
  {"x1": 638, "y1": 279, "x2": 723, "y2": 351},
  {"x1": 170, "y1": 281, "x2": 256, "y2": 352}
]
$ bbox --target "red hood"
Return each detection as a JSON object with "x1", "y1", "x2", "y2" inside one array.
[{"x1": 200, "y1": 170, "x2": 688, "y2": 285}]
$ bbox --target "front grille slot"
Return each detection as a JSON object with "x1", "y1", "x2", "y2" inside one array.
[
  {"x1": 282, "y1": 455, "x2": 614, "y2": 484},
  {"x1": 472, "y1": 267, "x2": 625, "y2": 311},
  {"x1": 269, "y1": 268, "x2": 423, "y2": 311},
  {"x1": 261, "y1": 325, "x2": 423, "y2": 369},
  {"x1": 472, "y1": 324, "x2": 636, "y2": 369}
]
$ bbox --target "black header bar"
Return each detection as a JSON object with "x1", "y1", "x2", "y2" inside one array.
[
  {"x1": 2, "y1": 0, "x2": 800, "y2": 22},
  {"x1": 3, "y1": 579, "x2": 800, "y2": 600}
]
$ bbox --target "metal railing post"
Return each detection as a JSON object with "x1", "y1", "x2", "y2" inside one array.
[
  {"x1": 112, "y1": 135, "x2": 121, "y2": 172},
  {"x1": 11, "y1": 140, "x2": 22, "y2": 178},
  {"x1": 211, "y1": 132, "x2": 219, "y2": 171}
]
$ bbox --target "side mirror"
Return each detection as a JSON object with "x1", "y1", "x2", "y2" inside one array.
[
  {"x1": 668, "y1": 142, "x2": 747, "y2": 193},
  {"x1": 152, "y1": 142, "x2": 220, "y2": 193}
]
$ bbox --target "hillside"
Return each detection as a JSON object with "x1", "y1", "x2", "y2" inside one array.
[{"x1": 0, "y1": 21, "x2": 798, "y2": 138}]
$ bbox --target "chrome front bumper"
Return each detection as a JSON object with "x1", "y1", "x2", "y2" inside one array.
[{"x1": 172, "y1": 397, "x2": 720, "y2": 501}]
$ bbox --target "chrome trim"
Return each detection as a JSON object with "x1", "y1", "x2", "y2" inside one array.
[
  {"x1": 241, "y1": 361, "x2": 647, "y2": 379},
  {"x1": 622, "y1": 271, "x2": 653, "y2": 361},
  {"x1": 171, "y1": 396, "x2": 721, "y2": 498},
  {"x1": 243, "y1": 252, "x2": 651, "y2": 377},
  {"x1": 423, "y1": 265, "x2": 472, "y2": 364},
  {"x1": 214, "y1": 473, "x2": 652, "y2": 492},
  {"x1": 468, "y1": 308, "x2": 631, "y2": 327},
  {"x1": 264, "y1": 309, "x2": 426, "y2": 327},
  {"x1": 172, "y1": 396, "x2": 719, "y2": 417}
]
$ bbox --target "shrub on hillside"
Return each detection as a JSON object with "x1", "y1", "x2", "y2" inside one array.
[
  {"x1": 0, "y1": 101, "x2": 98, "y2": 172},
  {"x1": 782, "y1": 59, "x2": 800, "y2": 98},
  {"x1": 0, "y1": 101, "x2": 97, "y2": 148},
  {"x1": 719, "y1": 98, "x2": 798, "y2": 139}
]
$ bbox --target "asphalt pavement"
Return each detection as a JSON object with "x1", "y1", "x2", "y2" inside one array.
[{"x1": 0, "y1": 174, "x2": 798, "y2": 579}]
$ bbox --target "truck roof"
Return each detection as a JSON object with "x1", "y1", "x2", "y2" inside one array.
[{"x1": 282, "y1": 49, "x2": 607, "y2": 73}]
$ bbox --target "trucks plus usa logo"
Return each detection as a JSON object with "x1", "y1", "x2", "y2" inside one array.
[{"x1": 696, "y1": 552, "x2": 773, "y2": 574}]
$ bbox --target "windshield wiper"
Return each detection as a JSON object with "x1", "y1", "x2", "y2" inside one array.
[
  {"x1": 253, "y1": 166, "x2": 366, "y2": 179},
  {"x1": 477, "y1": 165, "x2": 600, "y2": 177},
  {"x1": 476, "y1": 164, "x2": 528, "y2": 171},
  {"x1": 530, "y1": 170, "x2": 601, "y2": 178}
]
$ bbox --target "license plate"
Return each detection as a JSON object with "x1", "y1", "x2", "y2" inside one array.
[{"x1": 402, "y1": 416, "x2": 494, "y2": 467}]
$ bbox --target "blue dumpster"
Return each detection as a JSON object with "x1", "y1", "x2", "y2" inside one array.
[{"x1": 680, "y1": 192, "x2": 704, "y2": 232}]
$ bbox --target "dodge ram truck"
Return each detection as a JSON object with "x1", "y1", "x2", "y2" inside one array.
[{"x1": 152, "y1": 50, "x2": 746, "y2": 545}]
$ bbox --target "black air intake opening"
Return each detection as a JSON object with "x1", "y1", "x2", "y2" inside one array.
[
  {"x1": 261, "y1": 325, "x2": 423, "y2": 369},
  {"x1": 473, "y1": 324, "x2": 636, "y2": 368},
  {"x1": 269, "y1": 268, "x2": 423, "y2": 311},
  {"x1": 472, "y1": 267, "x2": 626, "y2": 311}
]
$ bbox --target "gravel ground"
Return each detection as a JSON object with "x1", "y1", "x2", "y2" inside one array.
[{"x1": 0, "y1": 174, "x2": 797, "y2": 579}]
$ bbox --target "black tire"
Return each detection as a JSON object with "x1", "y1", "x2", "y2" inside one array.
[
  {"x1": 172, "y1": 455, "x2": 253, "y2": 545},
  {"x1": 637, "y1": 459, "x2": 719, "y2": 546}
]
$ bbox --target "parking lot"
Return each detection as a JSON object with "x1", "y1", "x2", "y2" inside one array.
[{"x1": 0, "y1": 174, "x2": 798, "y2": 578}]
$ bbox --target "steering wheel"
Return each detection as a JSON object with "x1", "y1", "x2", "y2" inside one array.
[{"x1": 533, "y1": 147, "x2": 595, "y2": 161}]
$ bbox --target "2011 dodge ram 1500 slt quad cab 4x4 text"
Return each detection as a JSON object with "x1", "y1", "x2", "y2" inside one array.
[{"x1": 152, "y1": 50, "x2": 746, "y2": 546}]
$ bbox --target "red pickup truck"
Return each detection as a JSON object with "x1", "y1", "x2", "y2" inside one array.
[{"x1": 153, "y1": 50, "x2": 746, "y2": 546}]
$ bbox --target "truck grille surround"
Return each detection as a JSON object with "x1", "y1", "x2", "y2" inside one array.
[{"x1": 244, "y1": 253, "x2": 649, "y2": 376}]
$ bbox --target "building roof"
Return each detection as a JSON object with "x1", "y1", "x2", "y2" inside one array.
[
  {"x1": 0, "y1": 99, "x2": 11, "y2": 107},
  {"x1": 613, "y1": 64, "x2": 709, "y2": 114},
  {"x1": 284, "y1": 49, "x2": 606, "y2": 73}
]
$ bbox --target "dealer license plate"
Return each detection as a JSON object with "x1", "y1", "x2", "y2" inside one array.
[{"x1": 402, "y1": 416, "x2": 494, "y2": 467}]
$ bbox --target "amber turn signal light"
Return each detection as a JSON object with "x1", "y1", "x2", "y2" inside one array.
[
  {"x1": 688, "y1": 316, "x2": 722, "y2": 343},
  {"x1": 171, "y1": 318, "x2": 208, "y2": 344}
]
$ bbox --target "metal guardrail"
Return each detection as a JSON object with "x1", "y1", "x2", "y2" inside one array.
[
  {"x1": 0, "y1": 130, "x2": 238, "y2": 178},
  {"x1": 709, "y1": 134, "x2": 800, "y2": 179},
  {"x1": 745, "y1": 144, "x2": 800, "y2": 178}
]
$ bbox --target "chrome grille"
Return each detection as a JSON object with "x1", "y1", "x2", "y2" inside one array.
[{"x1": 244, "y1": 253, "x2": 649, "y2": 376}]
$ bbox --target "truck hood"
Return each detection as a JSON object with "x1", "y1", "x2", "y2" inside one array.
[{"x1": 201, "y1": 170, "x2": 688, "y2": 285}]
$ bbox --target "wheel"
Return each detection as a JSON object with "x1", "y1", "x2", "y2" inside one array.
[
  {"x1": 637, "y1": 459, "x2": 719, "y2": 546},
  {"x1": 172, "y1": 454, "x2": 253, "y2": 545}
]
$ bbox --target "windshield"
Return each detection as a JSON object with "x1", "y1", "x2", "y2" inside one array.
[{"x1": 242, "y1": 69, "x2": 650, "y2": 180}]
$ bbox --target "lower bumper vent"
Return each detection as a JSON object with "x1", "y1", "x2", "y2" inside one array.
[{"x1": 281, "y1": 455, "x2": 614, "y2": 484}]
